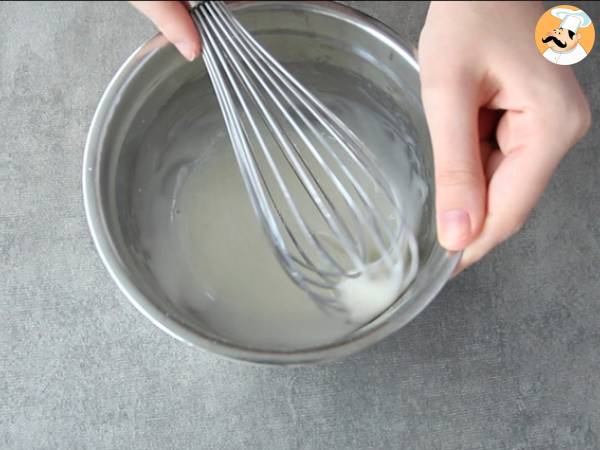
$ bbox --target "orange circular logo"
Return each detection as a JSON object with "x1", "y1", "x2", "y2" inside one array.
[{"x1": 534, "y1": 5, "x2": 595, "y2": 65}]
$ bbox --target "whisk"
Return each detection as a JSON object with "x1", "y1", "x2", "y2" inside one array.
[{"x1": 187, "y1": 1, "x2": 419, "y2": 313}]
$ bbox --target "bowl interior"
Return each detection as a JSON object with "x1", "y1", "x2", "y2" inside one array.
[{"x1": 86, "y1": 1, "x2": 458, "y2": 363}]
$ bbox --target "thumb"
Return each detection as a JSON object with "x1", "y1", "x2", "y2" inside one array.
[
  {"x1": 130, "y1": 1, "x2": 201, "y2": 61},
  {"x1": 421, "y1": 76, "x2": 486, "y2": 251}
]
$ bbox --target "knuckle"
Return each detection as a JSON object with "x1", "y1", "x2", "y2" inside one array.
[
  {"x1": 532, "y1": 88, "x2": 592, "y2": 146},
  {"x1": 572, "y1": 97, "x2": 592, "y2": 140},
  {"x1": 435, "y1": 164, "x2": 482, "y2": 189},
  {"x1": 557, "y1": 97, "x2": 591, "y2": 141}
]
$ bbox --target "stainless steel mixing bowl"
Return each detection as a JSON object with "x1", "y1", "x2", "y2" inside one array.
[{"x1": 83, "y1": 1, "x2": 459, "y2": 364}]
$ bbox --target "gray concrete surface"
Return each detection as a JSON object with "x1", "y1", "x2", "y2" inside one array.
[{"x1": 1, "y1": 1, "x2": 599, "y2": 449}]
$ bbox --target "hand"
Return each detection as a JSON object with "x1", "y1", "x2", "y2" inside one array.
[
  {"x1": 418, "y1": 1, "x2": 591, "y2": 273},
  {"x1": 130, "y1": 1, "x2": 202, "y2": 61}
]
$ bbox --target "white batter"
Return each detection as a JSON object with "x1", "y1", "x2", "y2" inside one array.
[{"x1": 134, "y1": 69, "x2": 426, "y2": 350}]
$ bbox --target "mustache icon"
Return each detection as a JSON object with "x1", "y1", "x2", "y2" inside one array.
[{"x1": 542, "y1": 35, "x2": 567, "y2": 48}]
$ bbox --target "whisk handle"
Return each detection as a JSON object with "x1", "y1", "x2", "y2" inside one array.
[{"x1": 186, "y1": 1, "x2": 204, "y2": 9}]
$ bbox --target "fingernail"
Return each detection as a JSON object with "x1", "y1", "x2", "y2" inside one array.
[
  {"x1": 438, "y1": 209, "x2": 471, "y2": 250},
  {"x1": 174, "y1": 41, "x2": 199, "y2": 61}
]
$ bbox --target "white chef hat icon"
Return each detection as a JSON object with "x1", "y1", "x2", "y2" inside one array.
[{"x1": 551, "y1": 7, "x2": 592, "y2": 33}]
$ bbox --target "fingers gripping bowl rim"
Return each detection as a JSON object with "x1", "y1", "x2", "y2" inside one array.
[{"x1": 83, "y1": 1, "x2": 460, "y2": 365}]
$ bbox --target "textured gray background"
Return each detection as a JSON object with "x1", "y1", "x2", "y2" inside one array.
[{"x1": 1, "y1": 1, "x2": 599, "y2": 449}]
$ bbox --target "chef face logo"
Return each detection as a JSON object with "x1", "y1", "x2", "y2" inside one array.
[
  {"x1": 542, "y1": 27, "x2": 580, "y2": 52},
  {"x1": 535, "y1": 5, "x2": 595, "y2": 65}
]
